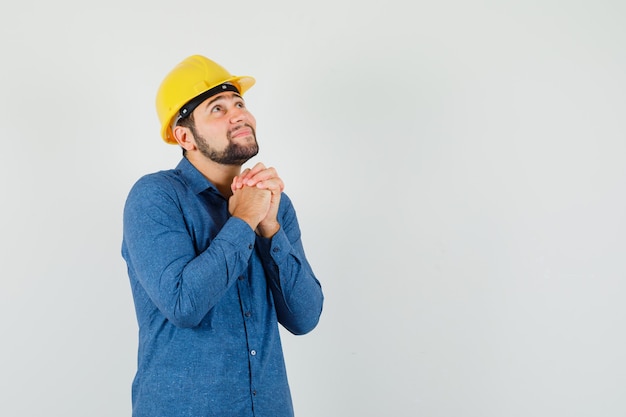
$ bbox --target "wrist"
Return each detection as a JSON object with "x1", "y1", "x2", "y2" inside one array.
[
  {"x1": 232, "y1": 214, "x2": 260, "y2": 231},
  {"x1": 257, "y1": 221, "x2": 280, "y2": 238}
]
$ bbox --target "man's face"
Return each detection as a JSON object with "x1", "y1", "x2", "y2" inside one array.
[{"x1": 189, "y1": 91, "x2": 258, "y2": 165}]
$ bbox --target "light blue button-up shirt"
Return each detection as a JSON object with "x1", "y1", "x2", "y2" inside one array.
[{"x1": 121, "y1": 157, "x2": 323, "y2": 417}]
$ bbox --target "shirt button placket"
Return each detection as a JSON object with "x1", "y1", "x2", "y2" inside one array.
[{"x1": 249, "y1": 349, "x2": 258, "y2": 401}]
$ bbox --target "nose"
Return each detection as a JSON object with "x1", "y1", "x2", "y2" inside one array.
[{"x1": 229, "y1": 107, "x2": 246, "y2": 124}]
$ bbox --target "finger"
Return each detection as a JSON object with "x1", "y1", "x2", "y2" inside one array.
[
  {"x1": 230, "y1": 175, "x2": 240, "y2": 191},
  {"x1": 235, "y1": 168, "x2": 253, "y2": 189},
  {"x1": 255, "y1": 177, "x2": 284, "y2": 194},
  {"x1": 243, "y1": 163, "x2": 266, "y2": 181},
  {"x1": 258, "y1": 170, "x2": 284, "y2": 192},
  {"x1": 232, "y1": 175, "x2": 245, "y2": 192},
  {"x1": 245, "y1": 167, "x2": 279, "y2": 187},
  {"x1": 261, "y1": 172, "x2": 284, "y2": 192}
]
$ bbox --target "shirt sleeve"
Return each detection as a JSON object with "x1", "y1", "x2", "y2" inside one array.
[
  {"x1": 255, "y1": 194, "x2": 324, "y2": 335},
  {"x1": 122, "y1": 175, "x2": 256, "y2": 328}
]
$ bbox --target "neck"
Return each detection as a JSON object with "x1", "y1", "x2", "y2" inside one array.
[{"x1": 186, "y1": 153, "x2": 241, "y2": 198}]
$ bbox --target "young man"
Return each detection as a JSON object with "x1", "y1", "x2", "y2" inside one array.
[{"x1": 121, "y1": 55, "x2": 324, "y2": 417}]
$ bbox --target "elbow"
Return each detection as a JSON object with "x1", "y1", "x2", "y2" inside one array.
[
  {"x1": 168, "y1": 313, "x2": 203, "y2": 329},
  {"x1": 285, "y1": 291, "x2": 324, "y2": 335},
  {"x1": 287, "y1": 319, "x2": 320, "y2": 335},
  {"x1": 164, "y1": 297, "x2": 206, "y2": 329},
  {"x1": 159, "y1": 275, "x2": 210, "y2": 328},
  {"x1": 282, "y1": 306, "x2": 323, "y2": 335}
]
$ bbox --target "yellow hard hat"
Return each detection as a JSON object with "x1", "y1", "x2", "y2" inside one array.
[{"x1": 156, "y1": 55, "x2": 256, "y2": 144}]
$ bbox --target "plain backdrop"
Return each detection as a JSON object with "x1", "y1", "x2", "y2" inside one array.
[{"x1": 1, "y1": 1, "x2": 625, "y2": 416}]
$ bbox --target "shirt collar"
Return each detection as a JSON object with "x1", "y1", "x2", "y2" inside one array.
[{"x1": 175, "y1": 157, "x2": 220, "y2": 195}]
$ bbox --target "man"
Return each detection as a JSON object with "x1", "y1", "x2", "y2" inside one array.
[{"x1": 121, "y1": 54, "x2": 324, "y2": 417}]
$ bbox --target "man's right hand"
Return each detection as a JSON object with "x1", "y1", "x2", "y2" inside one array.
[{"x1": 228, "y1": 185, "x2": 272, "y2": 230}]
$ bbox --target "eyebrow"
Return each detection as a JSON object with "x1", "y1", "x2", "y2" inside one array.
[{"x1": 201, "y1": 92, "x2": 243, "y2": 112}]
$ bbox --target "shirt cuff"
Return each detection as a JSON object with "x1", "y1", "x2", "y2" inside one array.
[
  {"x1": 256, "y1": 227, "x2": 290, "y2": 266},
  {"x1": 216, "y1": 217, "x2": 257, "y2": 252}
]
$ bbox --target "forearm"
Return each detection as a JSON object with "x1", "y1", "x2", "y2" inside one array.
[
  {"x1": 124, "y1": 216, "x2": 256, "y2": 328},
  {"x1": 256, "y1": 230, "x2": 324, "y2": 334}
]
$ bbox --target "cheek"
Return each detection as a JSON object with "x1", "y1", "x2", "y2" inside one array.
[{"x1": 247, "y1": 113, "x2": 256, "y2": 128}]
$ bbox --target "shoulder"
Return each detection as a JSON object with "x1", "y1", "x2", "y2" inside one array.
[
  {"x1": 124, "y1": 168, "x2": 190, "y2": 213},
  {"x1": 128, "y1": 168, "x2": 186, "y2": 196}
]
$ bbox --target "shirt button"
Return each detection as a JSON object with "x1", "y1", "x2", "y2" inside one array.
[
  {"x1": 238, "y1": 276, "x2": 245, "y2": 281},
  {"x1": 272, "y1": 247, "x2": 280, "y2": 253},
  {"x1": 250, "y1": 350, "x2": 257, "y2": 356},
  {"x1": 245, "y1": 311, "x2": 251, "y2": 317},
  {"x1": 248, "y1": 244, "x2": 254, "y2": 250},
  {"x1": 252, "y1": 390, "x2": 257, "y2": 396}
]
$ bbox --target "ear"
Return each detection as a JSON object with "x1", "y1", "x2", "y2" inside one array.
[{"x1": 172, "y1": 125, "x2": 196, "y2": 152}]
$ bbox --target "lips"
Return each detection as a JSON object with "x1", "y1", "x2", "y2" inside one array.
[{"x1": 230, "y1": 126, "x2": 253, "y2": 139}]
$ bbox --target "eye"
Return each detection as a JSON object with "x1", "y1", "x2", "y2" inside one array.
[
  {"x1": 211, "y1": 105, "x2": 223, "y2": 113},
  {"x1": 235, "y1": 101, "x2": 246, "y2": 109}
]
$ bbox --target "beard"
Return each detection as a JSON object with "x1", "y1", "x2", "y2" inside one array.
[{"x1": 194, "y1": 124, "x2": 259, "y2": 165}]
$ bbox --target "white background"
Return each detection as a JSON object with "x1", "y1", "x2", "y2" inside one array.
[{"x1": 1, "y1": 1, "x2": 625, "y2": 416}]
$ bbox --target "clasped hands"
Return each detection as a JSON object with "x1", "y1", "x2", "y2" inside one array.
[{"x1": 228, "y1": 162, "x2": 284, "y2": 238}]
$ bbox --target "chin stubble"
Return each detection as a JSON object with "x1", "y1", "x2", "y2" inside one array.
[{"x1": 196, "y1": 124, "x2": 259, "y2": 165}]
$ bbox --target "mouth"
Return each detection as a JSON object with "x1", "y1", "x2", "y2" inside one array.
[{"x1": 230, "y1": 125, "x2": 253, "y2": 139}]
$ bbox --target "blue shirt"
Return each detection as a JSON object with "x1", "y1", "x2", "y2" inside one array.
[{"x1": 121, "y1": 157, "x2": 324, "y2": 417}]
